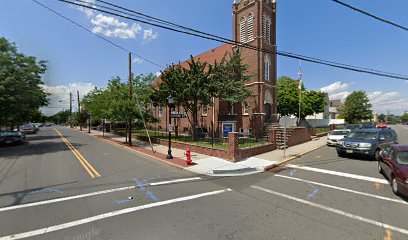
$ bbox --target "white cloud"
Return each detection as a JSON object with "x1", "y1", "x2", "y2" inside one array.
[
  {"x1": 75, "y1": 4, "x2": 157, "y2": 41},
  {"x1": 90, "y1": 14, "x2": 143, "y2": 39},
  {"x1": 368, "y1": 91, "x2": 400, "y2": 105},
  {"x1": 41, "y1": 82, "x2": 96, "y2": 116},
  {"x1": 329, "y1": 91, "x2": 350, "y2": 101},
  {"x1": 368, "y1": 91, "x2": 408, "y2": 114},
  {"x1": 132, "y1": 57, "x2": 144, "y2": 64},
  {"x1": 76, "y1": 0, "x2": 96, "y2": 18},
  {"x1": 320, "y1": 81, "x2": 349, "y2": 95},
  {"x1": 143, "y1": 29, "x2": 158, "y2": 42},
  {"x1": 91, "y1": 14, "x2": 128, "y2": 28},
  {"x1": 320, "y1": 81, "x2": 408, "y2": 114}
]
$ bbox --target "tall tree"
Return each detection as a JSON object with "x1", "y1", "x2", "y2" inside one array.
[
  {"x1": 339, "y1": 91, "x2": 373, "y2": 123},
  {"x1": 0, "y1": 37, "x2": 48, "y2": 129},
  {"x1": 152, "y1": 50, "x2": 252, "y2": 138},
  {"x1": 82, "y1": 74, "x2": 156, "y2": 127},
  {"x1": 377, "y1": 114, "x2": 386, "y2": 122},
  {"x1": 277, "y1": 76, "x2": 326, "y2": 120},
  {"x1": 401, "y1": 112, "x2": 408, "y2": 123}
]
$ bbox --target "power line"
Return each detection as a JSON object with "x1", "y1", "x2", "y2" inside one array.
[
  {"x1": 56, "y1": 0, "x2": 408, "y2": 80},
  {"x1": 32, "y1": 0, "x2": 165, "y2": 68},
  {"x1": 331, "y1": 0, "x2": 408, "y2": 32}
]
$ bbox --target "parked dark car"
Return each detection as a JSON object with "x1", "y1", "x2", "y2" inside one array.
[
  {"x1": 21, "y1": 124, "x2": 39, "y2": 134},
  {"x1": 378, "y1": 144, "x2": 408, "y2": 196},
  {"x1": 0, "y1": 131, "x2": 26, "y2": 146},
  {"x1": 336, "y1": 128, "x2": 398, "y2": 160}
]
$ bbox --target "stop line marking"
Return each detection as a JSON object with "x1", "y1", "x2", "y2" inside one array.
[
  {"x1": 286, "y1": 164, "x2": 388, "y2": 184},
  {"x1": 251, "y1": 185, "x2": 408, "y2": 236},
  {"x1": 275, "y1": 174, "x2": 407, "y2": 205}
]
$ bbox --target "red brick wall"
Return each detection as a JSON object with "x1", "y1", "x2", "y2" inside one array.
[
  {"x1": 287, "y1": 128, "x2": 312, "y2": 147},
  {"x1": 135, "y1": 132, "x2": 276, "y2": 162}
]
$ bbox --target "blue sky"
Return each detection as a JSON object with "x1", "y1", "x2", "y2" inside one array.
[{"x1": 1, "y1": 0, "x2": 408, "y2": 115}]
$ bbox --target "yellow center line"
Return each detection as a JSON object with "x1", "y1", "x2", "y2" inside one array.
[{"x1": 54, "y1": 128, "x2": 101, "y2": 178}]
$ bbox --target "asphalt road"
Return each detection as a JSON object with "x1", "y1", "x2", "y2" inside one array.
[{"x1": 0, "y1": 125, "x2": 408, "y2": 240}]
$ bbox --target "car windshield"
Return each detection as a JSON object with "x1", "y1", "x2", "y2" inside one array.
[
  {"x1": 347, "y1": 131, "x2": 377, "y2": 140},
  {"x1": 22, "y1": 125, "x2": 33, "y2": 128},
  {"x1": 1, "y1": 131, "x2": 22, "y2": 136},
  {"x1": 331, "y1": 131, "x2": 349, "y2": 135},
  {"x1": 396, "y1": 151, "x2": 408, "y2": 165}
]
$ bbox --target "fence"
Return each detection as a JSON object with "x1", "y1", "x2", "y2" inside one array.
[{"x1": 112, "y1": 126, "x2": 269, "y2": 151}]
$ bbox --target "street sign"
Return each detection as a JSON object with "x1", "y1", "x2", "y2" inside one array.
[{"x1": 170, "y1": 112, "x2": 187, "y2": 118}]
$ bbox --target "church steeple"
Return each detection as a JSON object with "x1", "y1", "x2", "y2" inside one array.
[{"x1": 232, "y1": 0, "x2": 278, "y2": 124}]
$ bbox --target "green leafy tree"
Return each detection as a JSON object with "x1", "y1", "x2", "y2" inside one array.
[
  {"x1": 152, "y1": 50, "x2": 252, "y2": 138},
  {"x1": 401, "y1": 113, "x2": 408, "y2": 123},
  {"x1": 277, "y1": 76, "x2": 326, "y2": 120},
  {"x1": 82, "y1": 74, "x2": 156, "y2": 128},
  {"x1": 49, "y1": 110, "x2": 70, "y2": 124},
  {"x1": 338, "y1": 91, "x2": 373, "y2": 124},
  {"x1": 377, "y1": 114, "x2": 386, "y2": 123},
  {"x1": 0, "y1": 37, "x2": 48, "y2": 129}
]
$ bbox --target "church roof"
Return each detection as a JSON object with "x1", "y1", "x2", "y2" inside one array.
[{"x1": 153, "y1": 43, "x2": 233, "y2": 86}]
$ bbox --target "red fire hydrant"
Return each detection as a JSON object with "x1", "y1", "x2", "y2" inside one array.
[{"x1": 185, "y1": 147, "x2": 193, "y2": 165}]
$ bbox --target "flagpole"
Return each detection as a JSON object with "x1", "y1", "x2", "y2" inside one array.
[{"x1": 298, "y1": 61, "x2": 302, "y2": 126}]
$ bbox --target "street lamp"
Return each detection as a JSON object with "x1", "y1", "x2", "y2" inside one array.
[{"x1": 166, "y1": 95, "x2": 174, "y2": 159}]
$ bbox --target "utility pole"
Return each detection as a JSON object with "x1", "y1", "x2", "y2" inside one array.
[
  {"x1": 69, "y1": 92, "x2": 73, "y2": 128},
  {"x1": 77, "y1": 91, "x2": 82, "y2": 131},
  {"x1": 128, "y1": 52, "x2": 132, "y2": 146}
]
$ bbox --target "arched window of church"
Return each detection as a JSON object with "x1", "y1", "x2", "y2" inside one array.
[
  {"x1": 263, "y1": 15, "x2": 271, "y2": 44},
  {"x1": 266, "y1": 17, "x2": 271, "y2": 44},
  {"x1": 262, "y1": 14, "x2": 266, "y2": 41},
  {"x1": 247, "y1": 13, "x2": 254, "y2": 42},
  {"x1": 240, "y1": 17, "x2": 247, "y2": 43},
  {"x1": 264, "y1": 55, "x2": 270, "y2": 80}
]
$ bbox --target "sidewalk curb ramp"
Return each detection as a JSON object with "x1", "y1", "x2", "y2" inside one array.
[
  {"x1": 264, "y1": 144, "x2": 326, "y2": 171},
  {"x1": 212, "y1": 167, "x2": 258, "y2": 175}
]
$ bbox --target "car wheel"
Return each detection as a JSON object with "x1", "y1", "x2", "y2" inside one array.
[
  {"x1": 378, "y1": 161, "x2": 383, "y2": 174},
  {"x1": 337, "y1": 151, "x2": 345, "y2": 157},
  {"x1": 391, "y1": 176, "x2": 400, "y2": 195}
]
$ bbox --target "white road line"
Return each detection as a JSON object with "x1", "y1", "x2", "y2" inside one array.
[
  {"x1": 251, "y1": 185, "x2": 408, "y2": 235},
  {"x1": 0, "y1": 186, "x2": 135, "y2": 213},
  {"x1": 149, "y1": 177, "x2": 202, "y2": 186},
  {"x1": 286, "y1": 164, "x2": 388, "y2": 184},
  {"x1": 0, "y1": 188, "x2": 231, "y2": 240},
  {"x1": 275, "y1": 174, "x2": 407, "y2": 205},
  {"x1": 0, "y1": 177, "x2": 202, "y2": 213}
]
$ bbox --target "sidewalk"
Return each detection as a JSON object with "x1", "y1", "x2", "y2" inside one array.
[{"x1": 73, "y1": 127, "x2": 327, "y2": 176}]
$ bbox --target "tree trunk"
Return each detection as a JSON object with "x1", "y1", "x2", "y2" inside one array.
[{"x1": 192, "y1": 101, "x2": 199, "y2": 140}]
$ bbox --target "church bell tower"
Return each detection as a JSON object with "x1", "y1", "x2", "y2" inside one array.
[{"x1": 233, "y1": 0, "x2": 278, "y2": 134}]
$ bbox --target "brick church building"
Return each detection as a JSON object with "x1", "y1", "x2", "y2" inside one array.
[{"x1": 153, "y1": 0, "x2": 278, "y2": 138}]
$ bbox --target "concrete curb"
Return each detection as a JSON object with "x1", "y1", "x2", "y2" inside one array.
[
  {"x1": 65, "y1": 127, "x2": 189, "y2": 172},
  {"x1": 264, "y1": 143, "x2": 327, "y2": 171},
  {"x1": 212, "y1": 167, "x2": 257, "y2": 174}
]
